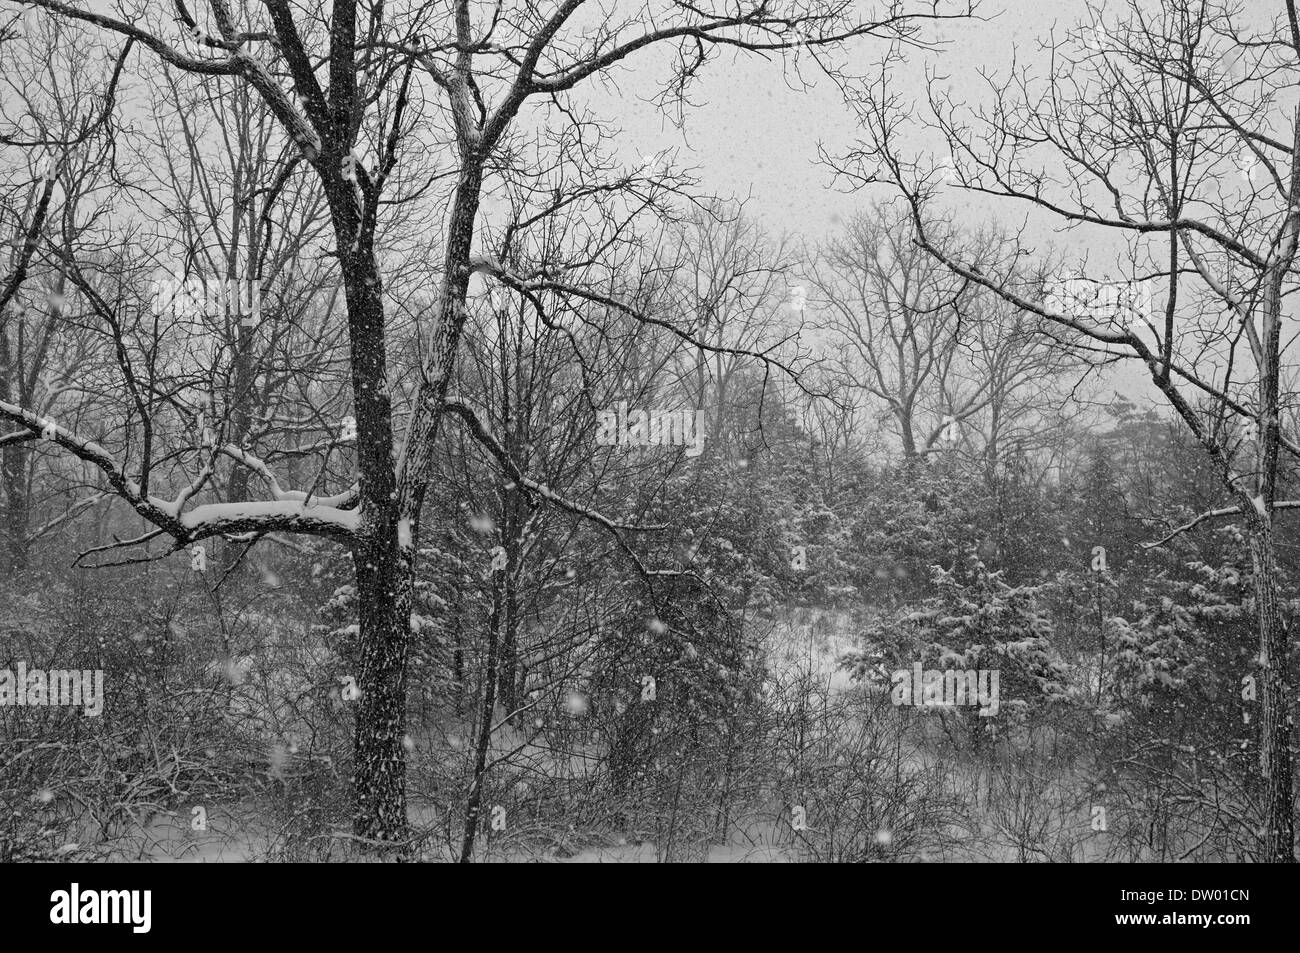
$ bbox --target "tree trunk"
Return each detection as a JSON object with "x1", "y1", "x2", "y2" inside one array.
[
  {"x1": 1249, "y1": 517, "x2": 1296, "y2": 861},
  {"x1": 0, "y1": 331, "x2": 30, "y2": 574},
  {"x1": 335, "y1": 191, "x2": 411, "y2": 847},
  {"x1": 460, "y1": 574, "x2": 502, "y2": 862},
  {"x1": 340, "y1": 136, "x2": 487, "y2": 848},
  {"x1": 0, "y1": 439, "x2": 29, "y2": 573},
  {"x1": 1253, "y1": 248, "x2": 1296, "y2": 862},
  {"x1": 497, "y1": 541, "x2": 520, "y2": 716},
  {"x1": 351, "y1": 541, "x2": 413, "y2": 848},
  {"x1": 497, "y1": 424, "x2": 524, "y2": 716}
]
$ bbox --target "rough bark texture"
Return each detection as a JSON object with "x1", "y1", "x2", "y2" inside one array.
[
  {"x1": 1254, "y1": 257, "x2": 1296, "y2": 862},
  {"x1": 459, "y1": 574, "x2": 502, "y2": 862},
  {"x1": 0, "y1": 328, "x2": 29, "y2": 572},
  {"x1": 0, "y1": 438, "x2": 29, "y2": 573},
  {"x1": 352, "y1": 541, "x2": 414, "y2": 846},
  {"x1": 1249, "y1": 521, "x2": 1295, "y2": 861},
  {"x1": 333, "y1": 175, "x2": 413, "y2": 845}
]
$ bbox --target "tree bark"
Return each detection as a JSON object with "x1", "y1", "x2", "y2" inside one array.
[
  {"x1": 1248, "y1": 519, "x2": 1295, "y2": 861},
  {"x1": 351, "y1": 539, "x2": 414, "y2": 847},
  {"x1": 460, "y1": 572, "x2": 502, "y2": 862},
  {"x1": 0, "y1": 330, "x2": 29, "y2": 573},
  {"x1": 1253, "y1": 239, "x2": 1296, "y2": 863},
  {"x1": 334, "y1": 192, "x2": 412, "y2": 847},
  {"x1": 0, "y1": 438, "x2": 29, "y2": 573}
]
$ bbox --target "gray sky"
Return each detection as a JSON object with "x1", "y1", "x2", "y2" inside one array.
[
  {"x1": 590, "y1": 0, "x2": 1090, "y2": 240},
  {"x1": 583, "y1": 1, "x2": 1164, "y2": 406}
]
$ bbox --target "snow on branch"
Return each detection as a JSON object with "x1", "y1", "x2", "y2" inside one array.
[
  {"x1": 180, "y1": 500, "x2": 360, "y2": 539},
  {"x1": 0, "y1": 399, "x2": 359, "y2": 553},
  {"x1": 18, "y1": 0, "x2": 245, "y2": 76},
  {"x1": 1143, "y1": 501, "x2": 1300, "y2": 549},
  {"x1": 25, "y1": 493, "x2": 109, "y2": 543},
  {"x1": 217, "y1": 444, "x2": 358, "y2": 509},
  {"x1": 0, "y1": 430, "x2": 38, "y2": 448},
  {"x1": 0, "y1": 397, "x2": 186, "y2": 534}
]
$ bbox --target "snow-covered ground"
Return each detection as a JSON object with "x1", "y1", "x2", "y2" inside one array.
[{"x1": 764, "y1": 608, "x2": 860, "y2": 694}]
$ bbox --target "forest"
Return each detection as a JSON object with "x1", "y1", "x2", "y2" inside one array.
[{"x1": 0, "y1": 0, "x2": 1297, "y2": 864}]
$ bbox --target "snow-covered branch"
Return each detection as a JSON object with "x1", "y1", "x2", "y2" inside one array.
[
  {"x1": 1143, "y1": 501, "x2": 1300, "y2": 549},
  {"x1": 217, "y1": 444, "x2": 358, "y2": 509},
  {"x1": 0, "y1": 399, "x2": 359, "y2": 548}
]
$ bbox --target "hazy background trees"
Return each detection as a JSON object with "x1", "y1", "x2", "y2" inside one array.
[{"x1": 1, "y1": 0, "x2": 1296, "y2": 862}]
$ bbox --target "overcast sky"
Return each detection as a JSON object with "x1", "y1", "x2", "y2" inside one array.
[
  {"x1": 590, "y1": 0, "x2": 1090, "y2": 240},
  {"x1": 578, "y1": 1, "x2": 1168, "y2": 405}
]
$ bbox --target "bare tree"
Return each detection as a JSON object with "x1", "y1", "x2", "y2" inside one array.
[
  {"x1": 665, "y1": 200, "x2": 797, "y2": 449},
  {"x1": 812, "y1": 202, "x2": 1070, "y2": 466},
  {"x1": 846, "y1": 0, "x2": 1300, "y2": 859},
  {"x1": 2, "y1": 0, "x2": 972, "y2": 848},
  {"x1": 0, "y1": 18, "x2": 126, "y2": 571}
]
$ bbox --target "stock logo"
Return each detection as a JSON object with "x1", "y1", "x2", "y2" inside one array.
[
  {"x1": 150, "y1": 275, "x2": 262, "y2": 325},
  {"x1": 0, "y1": 664, "x2": 103, "y2": 716},
  {"x1": 1042, "y1": 273, "x2": 1153, "y2": 330},
  {"x1": 891, "y1": 662, "x2": 1000, "y2": 716},
  {"x1": 50, "y1": 884, "x2": 151, "y2": 933},
  {"x1": 595, "y1": 403, "x2": 706, "y2": 457}
]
